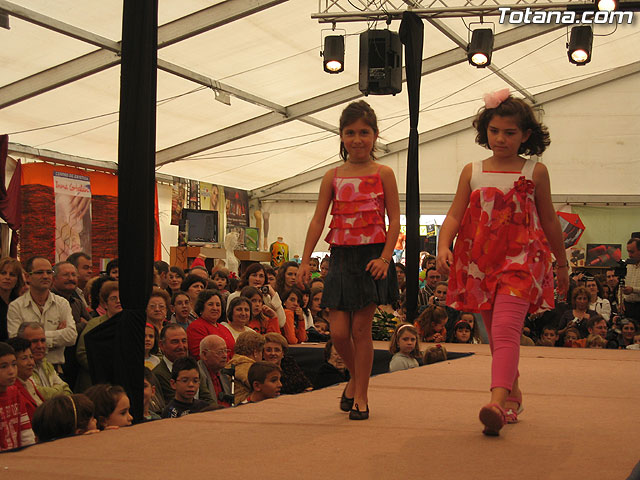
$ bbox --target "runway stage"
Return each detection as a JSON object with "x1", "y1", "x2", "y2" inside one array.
[{"x1": 2, "y1": 343, "x2": 639, "y2": 479}]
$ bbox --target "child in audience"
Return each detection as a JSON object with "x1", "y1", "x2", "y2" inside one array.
[
  {"x1": 212, "y1": 270, "x2": 230, "y2": 297},
  {"x1": 226, "y1": 331, "x2": 266, "y2": 404},
  {"x1": 307, "y1": 318, "x2": 331, "y2": 342},
  {"x1": 32, "y1": 394, "x2": 98, "y2": 442},
  {"x1": 415, "y1": 305, "x2": 448, "y2": 343},
  {"x1": 459, "y1": 312, "x2": 482, "y2": 344},
  {"x1": 143, "y1": 368, "x2": 161, "y2": 421},
  {"x1": 144, "y1": 323, "x2": 161, "y2": 370},
  {"x1": 246, "y1": 361, "x2": 282, "y2": 403},
  {"x1": 452, "y1": 319, "x2": 473, "y2": 344},
  {"x1": 586, "y1": 334, "x2": 607, "y2": 349},
  {"x1": 436, "y1": 91, "x2": 567, "y2": 435},
  {"x1": 563, "y1": 327, "x2": 582, "y2": 347},
  {"x1": 243, "y1": 286, "x2": 280, "y2": 335},
  {"x1": 6, "y1": 337, "x2": 44, "y2": 421},
  {"x1": 388, "y1": 324, "x2": 421, "y2": 372},
  {"x1": 537, "y1": 326, "x2": 559, "y2": 347},
  {"x1": 423, "y1": 344, "x2": 448, "y2": 365},
  {"x1": 170, "y1": 291, "x2": 192, "y2": 329},
  {"x1": 0, "y1": 342, "x2": 35, "y2": 450},
  {"x1": 163, "y1": 357, "x2": 209, "y2": 418},
  {"x1": 84, "y1": 384, "x2": 133, "y2": 430},
  {"x1": 281, "y1": 287, "x2": 308, "y2": 345}
]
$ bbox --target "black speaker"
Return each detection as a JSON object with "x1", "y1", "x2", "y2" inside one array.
[{"x1": 359, "y1": 29, "x2": 402, "y2": 96}]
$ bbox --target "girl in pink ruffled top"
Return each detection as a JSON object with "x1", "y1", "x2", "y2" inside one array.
[
  {"x1": 297, "y1": 101, "x2": 400, "y2": 421},
  {"x1": 436, "y1": 89, "x2": 569, "y2": 436}
]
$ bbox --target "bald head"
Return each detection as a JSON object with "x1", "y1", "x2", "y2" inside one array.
[{"x1": 200, "y1": 335, "x2": 228, "y2": 372}]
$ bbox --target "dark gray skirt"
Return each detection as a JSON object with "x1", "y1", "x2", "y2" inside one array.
[{"x1": 321, "y1": 243, "x2": 399, "y2": 312}]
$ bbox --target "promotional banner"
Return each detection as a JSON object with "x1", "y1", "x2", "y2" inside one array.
[
  {"x1": 224, "y1": 187, "x2": 248, "y2": 226},
  {"x1": 54, "y1": 171, "x2": 92, "y2": 262},
  {"x1": 171, "y1": 178, "x2": 186, "y2": 225}
]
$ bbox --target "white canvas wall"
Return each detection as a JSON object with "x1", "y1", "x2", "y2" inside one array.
[{"x1": 157, "y1": 73, "x2": 640, "y2": 261}]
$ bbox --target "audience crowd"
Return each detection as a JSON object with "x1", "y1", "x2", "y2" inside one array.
[{"x1": 1, "y1": 237, "x2": 638, "y2": 450}]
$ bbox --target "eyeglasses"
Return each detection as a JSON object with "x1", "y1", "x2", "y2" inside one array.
[
  {"x1": 30, "y1": 270, "x2": 53, "y2": 276},
  {"x1": 176, "y1": 377, "x2": 200, "y2": 384},
  {"x1": 204, "y1": 348, "x2": 228, "y2": 356},
  {"x1": 148, "y1": 303, "x2": 166, "y2": 310}
]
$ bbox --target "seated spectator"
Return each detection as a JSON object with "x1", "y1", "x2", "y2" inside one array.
[
  {"x1": 306, "y1": 318, "x2": 330, "y2": 343},
  {"x1": 298, "y1": 288, "x2": 314, "y2": 330},
  {"x1": 86, "y1": 275, "x2": 115, "y2": 318},
  {"x1": 586, "y1": 334, "x2": 607, "y2": 349},
  {"x1": 8, "y1": 256, "x2": 78, "y2": 370},
  {"x1": 417, "y1": 267, "x2": 441, "y2": 307},
  {"x1": 308, "y1": 286, "x2": 327, "y2": 322},
  {"x1": 388, "y1": 324, "x2": 421, "y2": 373},
  {"x1": 143, "y1": 367, "x2": 161, "y2": 421},
  {"x1": 198, "y1": 335, "x2": 233, "y2": 408},
  {"x1": 460, "y1": 312, "x2": 482, "y2": 344},
  {"x1": 211, "y1": 270, "x2": 230, "y2": 297},
  {"x1": 0, "y1": 257, "x2": 25, "y2": 341},
  {"x1": 451, "y1": 319, "x2": 473, "y2": 344},
  {"x1": 586, "y1": 277, "x2": 611, "y2": 322},
  {"x1": 414, "y1": 305, "x2": 447, "y2": 343},
  {"x1": 75, "y1": 281, "x2": 121, "y2": 393},
  {"x1": 262, "y1": 332, "x2": 312, "y2": 395},
  {"x1": 52, "y1": 260, "x2": 91, "y2": 334},
  {"x1": 313, "y1": 340, "x2": 349, "y2": 390},
  {"x1": 395, "y1": 263, "x2": 406, "y2": 296},
  {"x1": 319, "y1": 257, "x2": 330, "y2": 279},
  {"x1": 308, "y1": 257, "x2": 320, "y2": 275},
  {"x1": 242, "y1": 286, "x2": 279, "y2": 335},
  {"x1": 6, "y1": 337, "x2": 43, "y2": 420},
  {"x1": 0, "y1": 342, "x2": 36, "y2": 451},
  {"x1": 146, "y1": 288, "x2": 170, "y2": 332},
  {"x1": 309, "y1": 277, "x2": 324, "y2": 291},
  {"x1": 226, "y1": 331, "x2": 265, "y2": 405},
  {"x1": 162, "y1": 357, "x2": 210, "y2": 418},
  {"x1": 144, "y1": 323, "x2": 160, "y2": 370},
  {"x1": 558, "y1": 286, "x2": 596, "y2": 339},
  {"x1": 563, "y1": 327, "x2": 582, "y2": 347},
  {"x1": 167, "y1": 266, "x2": 186, "y2": 296},
  {"x1": 169, "y1": 291, "x2": 192, "y2": 329},
  {"x1": 423, "y1": 344, "x2": 447, "y2": 365},
  {"x1": 228, "y1": 263, "x2": 286, "y2": 328},
  {"x1": 537, "y1": 326, "x2": 559, "y2": 347},
  {"x1": 32, "y1": 394, "x2": 97, "y2": 442},
  {"x1": 180, "y1": 274, "x2": 207, "y2": 322},
  {"x1": 281, "y1": 288, "x2": 308, "y2": 345},
  {"x1": 187, "y1": 290, "x2": 234, "y2": 361},
  {"x1": 154, "y1": 260, "x2": 169, "y2": 290},
  {"x1": 246, "y1": 361, "x2": 282, "y2": 403},
  {"x1": 84, "y1": 384, "x2": 132, "y2": 430},
  {"x1": 625, "y1": 334, "x2": 640, "y2": 350},
  {"x1": 587, "y1": 315, "x2": 609, "y2": 340},
  {"x1": 617, "y1": 318, "x2": 637, "y2": 349},
  {"x1": 152, "y1": 324, "x2": 214, "y2": 405},
  {"x1": 221, "y1": 296, "x2": 254, "y2": 341},
  {"x1": 105, "y1": 259, "x2": 119, "y2": 280},
  {"x1": 17, "y1": 322, "x2": 72, "y2": 399},
  {"x1": 275, "y1": 261, "x2": 299, "y2": 298}
]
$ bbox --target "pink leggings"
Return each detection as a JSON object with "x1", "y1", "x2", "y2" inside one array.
[{"x1": 481, "y1": 294, "x2": 530, "y2": 391}]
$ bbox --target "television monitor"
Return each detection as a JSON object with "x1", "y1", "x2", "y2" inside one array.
[{"x1": 181, "y1": 209, "x2": 218, "y2": 245}]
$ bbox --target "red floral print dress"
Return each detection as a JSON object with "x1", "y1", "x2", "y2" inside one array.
[
  {"x1": 325, "y1": 167, "x2": 387, "y2": 246},
  {"x1": 447, "y1": 159, "x2": 554, "y2": 314}
]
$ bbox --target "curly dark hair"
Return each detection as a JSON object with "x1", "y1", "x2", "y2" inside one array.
[
  {"x1": 472, "y1": 95, "x2": 550, "y2": 156},
  {"x1": 339, "y1": 100, "x2": 379, "y2": 162}
]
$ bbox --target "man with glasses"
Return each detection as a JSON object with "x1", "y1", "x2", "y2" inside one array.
[
  {"x1": 198, "y1": 335, "x2": 233, "y2": 407},
  {"x1": 8, "y1": 256, "x2": 77, "y2": 372}
]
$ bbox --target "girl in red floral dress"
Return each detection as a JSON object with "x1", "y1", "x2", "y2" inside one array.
[
  {"x1": 297, "y1": 101, "x2": 400, "y2": 420},
  {"x1": 436, "y1": 90, "x2": 569, "y2": 436}
]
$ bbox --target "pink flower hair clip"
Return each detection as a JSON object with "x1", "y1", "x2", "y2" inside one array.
[{"x1": 483, "y1": 88, "x2": 510, "y2": 109}]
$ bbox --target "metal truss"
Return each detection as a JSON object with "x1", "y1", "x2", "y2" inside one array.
[{"x1": 315, "y1": 0, "x2": 591, "y2": 20}]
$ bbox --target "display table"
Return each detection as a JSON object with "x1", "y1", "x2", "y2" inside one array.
[{"x1": 170, "y1": 246, "x2": 271, "y2": 273}]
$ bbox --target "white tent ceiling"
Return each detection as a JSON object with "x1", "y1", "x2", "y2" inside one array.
[{"x1": 1, "y1": 0, "x2": 639, "y2": 193}]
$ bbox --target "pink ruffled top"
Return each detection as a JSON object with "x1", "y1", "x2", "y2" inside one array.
[{"x1": 325, "y1": 167, "x2": 387, "y2": 246}]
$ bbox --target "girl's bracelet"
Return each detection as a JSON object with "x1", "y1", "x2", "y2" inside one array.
[{"x1": 378, "y1": 256, "x2": 390, "y2": 264}]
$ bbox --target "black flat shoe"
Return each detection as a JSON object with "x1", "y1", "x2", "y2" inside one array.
[
  {"x1": 349, "y1": 404, "x2": 369, "y2": 420},
  {"x1": 340, "y1": 387, "x2": 354, "y2": 412}
]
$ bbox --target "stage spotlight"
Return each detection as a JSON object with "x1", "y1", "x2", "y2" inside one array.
[
  {"x1": 595, "y1": 0, "x2": 617, "y2": 10},
  {"x1": 567, "y1": 25, "x2": 593, "y2": 65},
  {"x1": 323, "y1": 35, "x2": 344, "y2": 74},
  {"x1": 467, "y1": 28, "x2": 494, "y2": 68}
]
